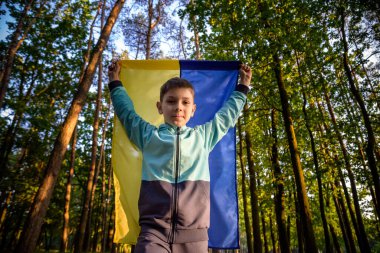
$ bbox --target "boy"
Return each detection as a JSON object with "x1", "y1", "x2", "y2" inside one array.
[{"x1": 108, "y1": 62, "x2": 252, "y2": 253}]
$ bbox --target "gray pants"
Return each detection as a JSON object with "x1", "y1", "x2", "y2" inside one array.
[{"x1": 134, "y1": 231, "x2": 208, "y2": 253}]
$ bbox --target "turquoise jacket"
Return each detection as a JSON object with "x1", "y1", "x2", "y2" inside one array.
[{"x1": 109, "y1": 80, "x2": 247, "y2": 243}]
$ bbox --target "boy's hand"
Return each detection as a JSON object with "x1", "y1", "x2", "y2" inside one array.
[
  {"x1": 239, "y1": 64, "x2": 252, "y2": 87},
  {"x1": 108, "y1": 61, "x2": 121, "y2": 82}
]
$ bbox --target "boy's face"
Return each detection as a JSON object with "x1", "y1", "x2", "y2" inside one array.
[{"x1": 156, "y1": 88, "x2": 196, "y2": 127}]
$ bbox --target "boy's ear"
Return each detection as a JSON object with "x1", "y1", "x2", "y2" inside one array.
[
  {"x1": 156, "y1": 101, "x2": 163, "y2": 114},
  {"x1": 191, "y1": 104, "x2": 196, "y2": 117}
]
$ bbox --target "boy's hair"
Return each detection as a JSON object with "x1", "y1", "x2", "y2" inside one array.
[{"x1": 160, "y1": 77, "x2": 195, "y2": 101}]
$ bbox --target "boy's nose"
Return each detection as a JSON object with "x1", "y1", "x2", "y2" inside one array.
[{"x1": 175, "y1": 103, "x2": 183, "y2": 111}]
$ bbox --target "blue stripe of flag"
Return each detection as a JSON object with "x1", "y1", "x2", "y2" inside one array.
[{"x1": 180, "y1": 60, "x2": 240, "y2": 249}]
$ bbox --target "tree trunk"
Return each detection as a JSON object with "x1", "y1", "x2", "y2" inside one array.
[
  {"x1": 255, "y1": 2, "x2": 316, "y2": 249},
  {"x1": 339, "y1": 82, "x2": 380, "y2": 218},
  {"x1": 146, "y1": 0, "x2": 153, "y2": 59},
  {"x1": 315, "y1": 112, "x2": 357, "y2": 253},
  {"x1": 60, "y1": 126, "x2": 77, "y2": 252},
  {"x1": 286, "y1": 215, "x2": 291, "y2": 247},
  {"x1": 0, "y1": 111, "x2": 20, "y2": 172},
  {"x1": 84, "y1": 59, "x2": 105, "y2": 253},
  {"x1": 321, "y1": 80, "x2": 370, "y2": 252},
  {"x1": 260, "y1": 204, "x2": 269, "y2": 253},
  {"x1": 77, "y1": 1, "x2": 106, "y2": 251},
  {"x1": 329, "y1": 223, "x2": 342, "y2": 253},
  {"x1": 0, "y1": 0, "x2": 34, "y2": 108},
  {"x1": 332, "y1": 180, "x2": 356, "y2": 253},
  {"x1": 100, "y1": 156, "x2": 108, "y2": 253},
  {"x1": 101, "y1": 101, "x2": 112, "y2": 252},
  {"x1": 106, "y1": 169, "x2": 115, "y2": 252},
  {"x1": 243, "y1": 105, "x2": 262, "y2": 253},
  {"x1": 0, "y1": 69, "x2": 36, "y2": 174},
  {"x1": 189, "y1": 0, "x2": 201, "y2": 59},
  {"x1": 14, "y1": 2, "x2": 125, "y2": 252},
  {"x1": 83, "y1": 133, "x2": 103, "y2": 252},
  {"x1": 145, "y1": 0, "x2": 162, "y2": 59},
  {"x1": 316, "y1": 105, "x2": 359, "y2": 253},
  {"x1": 369, "y1": 185, "x2": 379, "y2": 221},
  {"x1": 2, "y1": 204, "x2": 25, "y2": 251},
  {"x1": 296, "y1": 52, "x2": 331, "y2": 252},
  {"x1": 91, "y1": 205, "x2": 100, "y2": 252},
  {"x1": 270, "y1": 109, "x2": 290, "y2": 253},
  {"x1": 340, "y1": 5, "x2": 380, "y2": 224},
  {"x1": 316, "y1": 76, "x2": 361, "y2": 252},
  {"x1": 272, "y1": 53, "x2": 317, "y2": 253},
  {"x1": 0, "y1": 0, "x2": 49, "y2": 108},
  {"x1": 269, "y1": 215, "x2": 277, "y2": 253},
  {"x1": 301, "y1": 97, "x2": 331, "y2": 253},
  {"x1": 293, "y1": 187, "x2": 304, "y2": 253},
  {"x1": 0, "y1": 191, "x2": 13, "y2": 233},
  {"x1": 237, "y1": 119, "x2": 253, "y2": 253},
  {"x1": 352, "y1": 40, "x2": 380, "y2": 111}
]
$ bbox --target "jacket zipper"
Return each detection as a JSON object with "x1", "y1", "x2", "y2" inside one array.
[{"x1": 169, "y1": 127, "x2": 180, "y2": 244}]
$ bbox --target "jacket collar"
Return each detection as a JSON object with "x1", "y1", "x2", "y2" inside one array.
[{"x1": 158, "y1": 123, "x2": 189, "y2": 134}]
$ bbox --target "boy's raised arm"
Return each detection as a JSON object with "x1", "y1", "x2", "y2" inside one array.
[
  {"x1": 106, "y1": 61, "x2": 154, "y2": 151},
  {"x1": 202, "y1": 64, "x2": 252, "y2": 150}
]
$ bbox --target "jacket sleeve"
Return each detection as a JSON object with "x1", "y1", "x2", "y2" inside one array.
[
  {"x1": 109, "y1": 81, "x2": 154, "y2": 150},
  {"x1": 202, "y1": 87, "x2": 247, "y2": 151}
]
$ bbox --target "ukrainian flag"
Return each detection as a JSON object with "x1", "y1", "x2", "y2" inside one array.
[{"x1": 112, "y1": 60, "x2": 240, "y2": 249}]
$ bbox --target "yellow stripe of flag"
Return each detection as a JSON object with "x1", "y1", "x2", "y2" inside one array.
[{"x1": 112, "y1": 60, "x2": 180, "y2": 244}]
